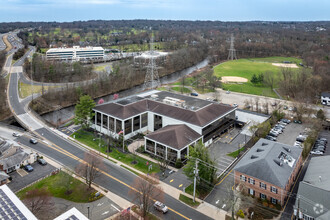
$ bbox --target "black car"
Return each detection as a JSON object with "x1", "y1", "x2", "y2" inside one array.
[
  {"x1": 37, "y1": 158, "x2": 47, "y2": 165},
  {"x1": 30, "y1": 138, "x2": 38, "y2": 144}
]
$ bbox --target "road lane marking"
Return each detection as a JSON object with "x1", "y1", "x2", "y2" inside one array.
[
  {"x1": 216, "y1": 169, "x2": 233, "y2": 186},
  {"x1": 215, "y1": 200, "x2": 219, "y2": 204},
  {"x1": 170, "y1": 179, "x2": 174, "y2": 183},
  {"x1": 111, "y1": 204, "x2": 120, "y2": 212},
  {"x1": 41, "y1": 140, "x2": 191, "y2": 220},
  {"x1": 179, "y1": 184, "x2": 183, "y2": 188},
  {"x1": 102, "y1": 211, "x2": 109, "y2": 215}
]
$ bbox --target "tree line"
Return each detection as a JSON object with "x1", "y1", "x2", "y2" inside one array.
[
  {"x1": 24, "y1": 54, "x2": 94, "y2": 83},
  {"x1": 0, "y1": 51, "x2": 11, "y2": 121},
  {"x1": 31, "y1": 44, "x2": 208, "y2": 114}
]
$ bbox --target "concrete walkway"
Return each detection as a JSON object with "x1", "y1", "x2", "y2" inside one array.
[
  {"x1": 59, "y1": 132, "x2": 228, "y2": 219},
  {"x1": 127, "y1": 140, "x2": 179, "y2": 172}
]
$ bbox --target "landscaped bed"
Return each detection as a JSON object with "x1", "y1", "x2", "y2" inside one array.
[
  {"x1": 71, "y1": 129, "x2": 161, "y2": 174},
  {"x1": 17, "y1": 171, "x2": 99, "y2": 203}
]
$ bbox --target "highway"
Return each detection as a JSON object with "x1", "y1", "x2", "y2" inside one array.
[{"x1": 6, "y1": 44, "x2": 212, "y2": 220}]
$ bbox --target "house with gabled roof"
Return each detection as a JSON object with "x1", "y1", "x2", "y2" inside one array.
[
  {"x1": 91, "y1": 90, "x2": 236, "y2": 161},
  {"x1": 234, "y1": 138, "x2": 303, "y2": 206}
]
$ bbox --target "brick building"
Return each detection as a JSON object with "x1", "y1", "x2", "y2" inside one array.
[{"x1": 234, "y1": 139, "x2": 303, "y2": 206}]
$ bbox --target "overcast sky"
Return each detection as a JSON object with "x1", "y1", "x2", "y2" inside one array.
[{"x1": 0, "y1": 0, "x2": 329, "y2": 22}]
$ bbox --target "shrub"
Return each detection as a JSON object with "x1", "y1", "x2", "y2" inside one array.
[
  {"x1": 175, "y1": 159, "x2": 183, "y2": 168},
  {"x1": 236, "y1": 209, "x2": 245, "y2": 218},
  {"x1": 262, "y1": 201, "x2": 269, "y2": 207}
]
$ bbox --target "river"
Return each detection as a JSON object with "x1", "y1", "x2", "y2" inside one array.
[{"x1": 42, "y1": 58, "x2": 209, "y2": 125}]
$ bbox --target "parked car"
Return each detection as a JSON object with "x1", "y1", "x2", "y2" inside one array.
[
  {"x1": 190, "y1": 92, "x2": 198, "y2": 96},
  {"x1": 12, "y1": 132, "x2": 20, "y2": 137},
  {"x1": 294, "y1": 141, "x2": 303, "y2": 148},
  {"x1": 233, "y1": 103, "x2": 238, "y2": 108},
  {"x1": 280, "y1": 119, "x2": 291, "y2": 124},
  {"x1": 24, "y1": 165, "x2": 34, "y2": 172},
  {"x1": 30, "y1": 138, "x2": 38, "y2": 144},
  {"x1": 37, "y1": 158, "x2": 47, "y2": 166},
  {"x1": 154, "y1": 201, "x2": 168, "y2": 214},
  {"x1": 294, "y1": 120, "x2": 302, "y2": 124},
  {"x1": 265, "y1": 135, "x2": 277, "y2": 141},
  {"x1": 269, "y1": 131, "x2": 279, "y2": 137},
  {"x1": 318, "y1": 138, "x2": 328, "y2": 144},
  {"x1": 226, "y1": 90, "x2": 230, "y2": 94},
  {"x1": 283, "y1": 106, "x2": 288, "y2": 110},
  {"x1": 311, "y1": 151, "x2": 324, "y2": 155}
]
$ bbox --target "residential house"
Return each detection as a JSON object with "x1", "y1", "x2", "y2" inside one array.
[{"x1": 321, "y1": 92, "x2": 330, "y2": 106}]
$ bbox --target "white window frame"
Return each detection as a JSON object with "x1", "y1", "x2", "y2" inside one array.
[
  {"x1": 249, "y1": 188, "x2": 254, "y2": 196},
  {"x1": 248, "y1": 178, "x2": 255, "y2": 185},
  {"x1": 240, "y1": 175, "x2": 246, "y2": 182},
  {"x1": 271, "y1": 197, "x2": 277, "y2": 204},
  {"x1": 260, "y1": 193, "x2": 266, "y2": 200},
  {"x1": 271, "y1": 186, "x2": 277, "y2": 194},
  {"x1": 260, "y1": 182, "x2": 266, "y2": 190}
]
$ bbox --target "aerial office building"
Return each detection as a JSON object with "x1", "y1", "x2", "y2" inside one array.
[
  {"x1": 91, "y1": 90, "x2": 236, "y2": 161},
  {"x1": 46, "y1": 46, "x2": 104, "y2": 61}
]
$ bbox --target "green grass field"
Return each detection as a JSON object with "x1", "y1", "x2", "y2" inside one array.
[
  {"x1": 214, "y1": 57, "x2": 303, "y2": 97},
  {"x1": 71, "y1": 129, "x2": 160, "y2": 174},
  {"x1": 171, "y1": 86, "x2": 191, "y2": 94},
  {"x1": 17, "y1": 171, "x2": 97, "y2": 203}
]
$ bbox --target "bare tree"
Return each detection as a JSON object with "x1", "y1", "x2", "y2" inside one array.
[
  {"x1": 262, "y1": 101, "x2": 269, "y2": 115},
  {"x1": 76, "y1": 151, "x2": 104, "y2": 188},
  {"x1": 254, "y1": 97, "x2": 260, "y2": 113},
  {"x1": 129, "y1": 174, "x2": 164, "y2": 218},
  {"x1": 263, "y1": 71, "x2": 276, "y2": 90},
  {"x1": 213, "y1": 89, "x2": 221, "y2": 102},
  {"x1": 23, "y1": 188, "x2": 54, "y2": 216}
]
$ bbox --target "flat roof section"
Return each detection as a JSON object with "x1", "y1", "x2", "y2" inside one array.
[{"x1": 144, "y1": 91, "x2": 212, "y2": 110}]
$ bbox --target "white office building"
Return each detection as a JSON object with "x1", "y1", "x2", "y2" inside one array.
[
  {"x1": 91, "y1": 90, "x2": 236, "y2": 161},
  {"x1": 46, "y1": 46, "x2": 104, "y2": 61}
]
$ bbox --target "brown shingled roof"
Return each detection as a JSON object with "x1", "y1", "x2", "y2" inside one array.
[
  {"x1": 94, "y1": 99, "x2": 234, "y2": 127},
  {"x1": 145, "y1": 124, "x2": 201, "y2": 150}
]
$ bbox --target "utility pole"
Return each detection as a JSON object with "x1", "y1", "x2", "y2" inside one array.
[
  {"x1": 227, "y1": 34, "x2": 237, "y2": 61},
  {"x1": 193, "y1": 159, "x2": 199, "y2": 202}
]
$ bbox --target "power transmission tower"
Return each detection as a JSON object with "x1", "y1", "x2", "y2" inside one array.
[
  {"x1": 227, "y1": 34, "x2": 237, "y2": 60},
  {"x1": 144, "y1": 34, "x2": 160, "y2": 90}
]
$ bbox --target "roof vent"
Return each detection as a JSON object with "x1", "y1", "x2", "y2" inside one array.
[
  {"x1": 283, "y1": 147, "x2": 291, "y2": 153},
  {"x1": 256, "y1": 148, "x2": 264, "y2": 152},
  {"x1": 262, "y1": 143, "x2": 268, "y2": 146},
  {"x1": 251, "y1": 155, "x2": 258, "y2": 159},
  {"x1": 274, "y1": 159, "x2": 283, "y2": 167}
]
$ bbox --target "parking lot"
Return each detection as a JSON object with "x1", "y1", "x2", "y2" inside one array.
[
  {"x1": 311, "y1": 130, "x2": 330, "y2": 157},
  {"x1": 8, "y1": 162, "x2": 57, "y2": 192},
  {"x1": 276, "y1": 122, "x2": 306, "y2": 146}
]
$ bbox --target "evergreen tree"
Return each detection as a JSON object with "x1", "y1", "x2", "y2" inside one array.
[{"x1": 74, "y1": 95, "x2": 95, "y2": 129}]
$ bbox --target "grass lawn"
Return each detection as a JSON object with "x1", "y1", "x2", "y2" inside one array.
[
  {"x1": 246, "y1": 56, "x2": 302, "y2": 64},
  {"x1": 40, "y1": 48, "x2": 48, "y2": 54},
  {"x1": 18, "y1": 81, "x2": 58, "y2": 99},
  {"x1": 213, "y1": 57, "x2": 303, "y2": 97},
  {"x1": 71, "y1": 129, "x2": 160, "y2": 174},
  {"x1": 227, "y1": 147, "x2": 245, "y2": 158},
  {"x1": 17, "y1": 171, "x2": 97, "y2": 203},
  {"x1": 179, "y1": 194, "x2": 200, "y2": 207},
  {"x1": 171, "y1": 86, "x2": 191, "y2": 94}
]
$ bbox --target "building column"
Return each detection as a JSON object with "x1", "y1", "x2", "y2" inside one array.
[
  {"x1": 154, "y1": 142, "x2": 156, "y2": 156},
  {"x1": 187, "y1": 145, "x2": 189, "y2": 158},
  {"x1": 177, "y1": 150, "x2": 181, "y2": 160},
  {"x1": 165, "y1": 146, "x2": 168, "y2": 160},
  {"x1": 144, "y1": 138, "x2": 147, "y2": 152},
  {"x1": 114, "y1": 119, "x2": 116, "y2": 134},
  {"x1": 94, "y1": 111, "x2": 97, "y2": 126}
]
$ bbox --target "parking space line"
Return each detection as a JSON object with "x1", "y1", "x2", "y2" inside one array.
[{"x1": 111, "y1": 204, "x2": 120, "y2": 212}]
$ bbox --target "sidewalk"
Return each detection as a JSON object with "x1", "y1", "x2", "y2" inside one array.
[
  {"x1": 54, "y1": 130, "x2": 227, "y2": 219},
  {"x1": 127, "y1": 140, "x2": 179, "y2": 172}
]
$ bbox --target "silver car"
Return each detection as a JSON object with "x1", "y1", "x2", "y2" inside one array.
[{"x1": 154, "y1": 201, "x2": 168, "y2": 214}]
